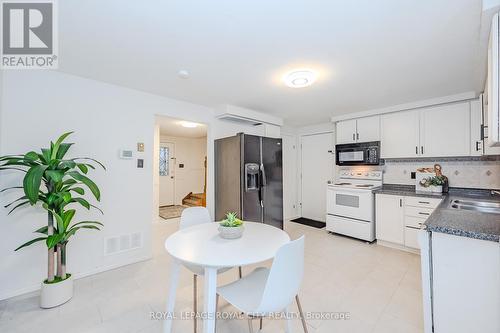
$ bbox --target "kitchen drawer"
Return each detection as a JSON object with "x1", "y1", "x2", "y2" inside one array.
[
  {"x1": 404, "y1": 206, "x2": 434, "y2": 219},
  {"x1": 405, "y1": 196, "x2": 442, "y2": 209},
  {"x1": 405, "y1": 216, "x2": 426, "y2": 228},
  {"x1": 404, "y1": 227, "x2": 420, "y2": 249}
]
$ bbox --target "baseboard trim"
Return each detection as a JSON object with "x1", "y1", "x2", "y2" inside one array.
[
  {"x1": 376, "y1": 240, "x2": 420, "y2": 255},
  {"x1": 0, "y1": 255, "x2": 153, "y2": 301}
]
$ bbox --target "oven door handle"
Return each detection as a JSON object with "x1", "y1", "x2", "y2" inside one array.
[{"x1": 329, "y1": 187, "x2": 375, "y2": 193}]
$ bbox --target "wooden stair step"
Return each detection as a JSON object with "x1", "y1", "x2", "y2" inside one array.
[{"x1": 183, "y1": 198, "x2": 202, "y2": 206}]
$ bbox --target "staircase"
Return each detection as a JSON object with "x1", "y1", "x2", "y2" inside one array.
[
  {"x1": 182, "y1": 192, "x2": 206, "y2": 207},
  {"x1": 181, "y1": 156, "x2": 208, "y2": 207}
]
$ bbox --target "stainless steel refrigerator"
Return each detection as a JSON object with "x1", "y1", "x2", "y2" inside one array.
[{"x1": 215, "y1": 133, "x2": 283, "y2": 229}]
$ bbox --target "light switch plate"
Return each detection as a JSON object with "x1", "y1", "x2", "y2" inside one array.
[{"x1": 137, "y1": 142, "x2": 144, "y2": 152}]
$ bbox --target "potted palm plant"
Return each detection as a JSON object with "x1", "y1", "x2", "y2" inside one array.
[
  {"x1": 0, "y1": 132, "x2": 105, "y2": 308},
  {"x1": 218, "y1": 212, "x2": 244, "y2": 239}
]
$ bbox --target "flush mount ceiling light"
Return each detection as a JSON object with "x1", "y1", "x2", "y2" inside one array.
[
  {"x1": 283, "y1": 69, "x2": 317, "y2": 88},
  {"x1": 177, "y1": 69, "x2": 190, "y2": 79},
  {"x1": 180, "y1": 121, "x2": 198, "y2": 128}
]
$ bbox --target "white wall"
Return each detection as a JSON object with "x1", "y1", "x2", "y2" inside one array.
[
  {"x1": 0, "y1": 70, "x2": 274, "y2": 300},
  {"x1": 159, "y1": 135, "x2": 207, "y2": 205}
]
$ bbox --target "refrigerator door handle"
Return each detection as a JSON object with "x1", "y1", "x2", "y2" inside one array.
[
  {"x1": 259, "y1": 163, "x2": 267, "y2": 208},
  {"x1": 258, "y1": 180, "x2": 263, "y2": 207},
  {"x1": 260, "y1": 163, "x2": 267, "y2": 186}
]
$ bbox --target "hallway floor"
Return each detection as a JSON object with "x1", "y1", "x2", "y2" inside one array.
[
  {"x1": 159, "y1": 205, "x2": 189, "y2": 220},
  {"x1": 0, "y1": 219, "x2": 424, "y2": 333}
]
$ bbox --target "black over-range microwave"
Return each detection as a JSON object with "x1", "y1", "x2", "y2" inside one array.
[{"x1": 335, "y1": 141, "x2": 380, "y2": 166}]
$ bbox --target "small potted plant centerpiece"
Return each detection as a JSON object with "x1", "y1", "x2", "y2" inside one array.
[
  {"x1": 218, "y1": 212, "x2": 244, "y2": 239},
  {"x1": 418, "y1": 175, "x2": 446, "y2": 193}
]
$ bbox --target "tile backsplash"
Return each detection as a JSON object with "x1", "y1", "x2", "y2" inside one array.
[{"x1": 382, "y1": 157, "x2": 500, "y2": 190}]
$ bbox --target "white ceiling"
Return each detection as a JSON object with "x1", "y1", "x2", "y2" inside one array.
[
  {"x1": 59, "y1": 0, "x2": 485, "y2": 126},
  {"x1": 157, "y1": 117, "x2": 207, "y2": 138}
]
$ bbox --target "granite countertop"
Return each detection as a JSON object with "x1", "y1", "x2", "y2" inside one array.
[
  {"x1": 374, "y1": 184, "x2": 446, "y2": 199},
  {"x1": 375, "y1": 184, "x2": 500, "y2": 242}
]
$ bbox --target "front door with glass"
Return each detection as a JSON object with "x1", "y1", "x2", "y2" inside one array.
[{"x1": 159, "y1": 142, "x2": 175, "y2": 206}]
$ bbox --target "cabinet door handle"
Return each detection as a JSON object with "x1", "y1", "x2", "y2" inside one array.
[
  {"x1": 352, "y1": 133, "x2": 356, "y2": 141},
  {"x1": 416, "y1": 146, "x2": 418, "y2": 155},
  {"x1": 421, "y1": 146, "x2": 424, "y2": 154},
  {"x1": 418, "y1": 212, "x2": 430, "y2": 216},
  {"x1": 418, "y1": 201, "x2": 430, "y2": 204},
  {"x1": 476, "y1": 141, "x2": 481, "y2": 151},
  {"x1": 356, "y1": 133, "x2": 359, "y2": 140},
  {"x1": 399, "y1": 198, "x2": 402, "y2": 207}
]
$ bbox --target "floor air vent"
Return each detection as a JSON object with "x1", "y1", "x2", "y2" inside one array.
[{"x1": 105, "y1": 232, "x2": 143, "y2": 255}]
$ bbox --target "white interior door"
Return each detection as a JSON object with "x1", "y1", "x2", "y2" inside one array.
[
  {"x1": 159, "y1": 142, "x2": 175, "y2": 206},
  {"x1": 300, "y1": 132, "x2": 334, "y2": 222},
  {"x1": 282, "y1": 134, "x2": 298, "y2": 220}
]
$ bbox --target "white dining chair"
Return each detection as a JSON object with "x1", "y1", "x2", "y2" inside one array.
[
  {"x1": 179, "y1": 207, "x2": 242, "y2": 333},
  {"x1": 216, "y1": 236, "x2": 307, "y2": 333}
]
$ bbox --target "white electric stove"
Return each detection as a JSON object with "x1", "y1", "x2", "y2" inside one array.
[{"x1": 326, "y1": 169, "x2": 382, "y2": 241}]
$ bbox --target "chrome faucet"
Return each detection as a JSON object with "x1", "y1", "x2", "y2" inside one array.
[{"x1": 492, "y1": 190, "x2": 500, "y2": 196}]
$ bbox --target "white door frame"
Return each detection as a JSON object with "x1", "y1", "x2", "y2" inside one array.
[{"x1": 282, "y1": 133, "x2": 299, "y2": 220}]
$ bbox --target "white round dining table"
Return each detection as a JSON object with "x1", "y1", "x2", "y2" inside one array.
[{"x1": 163, "y1": 222, "x2": 290, "y2": 333}]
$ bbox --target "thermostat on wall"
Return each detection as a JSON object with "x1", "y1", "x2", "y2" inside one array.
[{"x1": 119, "y1": 149, "x2": 133, "y2": 159}]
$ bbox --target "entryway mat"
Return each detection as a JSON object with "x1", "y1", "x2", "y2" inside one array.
[
  {"x1": 290, "y1": 217, "x2": 326, "y2": 229},
  {"x1": 159, "y1": 205, "x2": 189, "y2": 220}
]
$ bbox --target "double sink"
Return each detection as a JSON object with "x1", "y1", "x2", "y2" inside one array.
[{"x1": 449, "y1": 197, "x2": 500, "y2": 215}]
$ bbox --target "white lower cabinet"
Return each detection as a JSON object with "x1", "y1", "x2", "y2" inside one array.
[
  {"x1": 404, "y1": 226, "x2": 421, "y2": 249},
  {"x1": 428, "y1": 233, "x2": 500, "y2": 333},
  {"x1": 375, "y1": 194, "x2": 404, "y2": 244},
  {"x1": 376, "y1": 194, "x2": 442, "y2": 251}
]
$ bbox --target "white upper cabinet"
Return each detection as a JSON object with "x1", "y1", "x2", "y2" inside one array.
[
  {"x1": 470, "y1": 98, "x2": 484, "y2": 156},
  {"x1": 336, "y1": 119, "x2": 357, "y2": 144},
  {"x1": 483, "y1": 97, "x2": 500, "y2": 155},
  {"x1": 487, "y1": 13, "x2": 500, "y2": 147},
  {"x1": 336, "y1": 116, "x2": 380, "y2": 144},
  {"x1": 381, "y1": 101, "x2": 472, "y2": 159},
  {"x1": 381, "y1": 110, "x2": 420, "y2": 158},
  {"x1": 419, "y1": 102, "x2": 470, "y2": 157},
  {"x1": 356, "y1": 115, "x2": 380, "y2": 143}
]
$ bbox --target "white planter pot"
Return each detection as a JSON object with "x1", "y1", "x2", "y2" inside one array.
[
  {"x1": 431, "y1": 185, "x2": 443, "y2": 193},
  {"x1": 40, "y1": 275, "x2": 73, "y2": 308},
  {"x1": 218, "y1": 225, "x2": 244, "y2": 239}
]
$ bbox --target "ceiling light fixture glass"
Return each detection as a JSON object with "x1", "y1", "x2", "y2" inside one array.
[
  {"x1": 180, "y1": 121, "x2": 198, "y2": 128},
  {"x1": 283, "y1": 70, "x2": 317, "y2": 88}
]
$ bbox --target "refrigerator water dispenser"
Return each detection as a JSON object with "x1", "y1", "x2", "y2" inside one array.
[{"x1": 245, "y1": 163, "x2": 260, "y2": 191}]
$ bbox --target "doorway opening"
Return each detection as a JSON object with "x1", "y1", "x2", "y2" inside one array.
[{"x1": 154, "y1": 116, "x2": 208, "y2": 221}]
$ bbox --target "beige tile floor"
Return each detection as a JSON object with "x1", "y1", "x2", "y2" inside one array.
[{"x1": 0, "y1": 218, "x2": 424, "y2": 333}]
